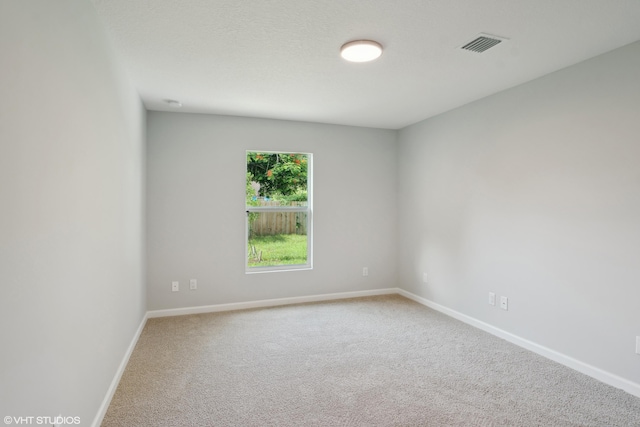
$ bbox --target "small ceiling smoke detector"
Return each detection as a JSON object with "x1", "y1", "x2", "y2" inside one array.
[
  {"x1": 340, "y1": 40, "x2": 383, "y2": 62},
  {"x1": 460, "y1": 33, "x2": 508, "y2": 53},
  {"x1": 165, "y1": 99, "x2": 182, "y2": 108}
]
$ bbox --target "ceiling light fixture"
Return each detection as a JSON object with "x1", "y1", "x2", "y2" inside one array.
[
  {"x1": 340, "y1": 40, "x2": 383, "y2": 63},
  {"x1": 165, "y1": 99, "x2": 182, "y2": 108}
]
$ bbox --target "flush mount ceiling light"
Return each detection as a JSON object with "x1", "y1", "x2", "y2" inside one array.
[
  {"x1": 340, "y1": 40, "x2": 383, "y2": 62},
  {"x1": 165, "y1": 99, "x2": 182, "y2": 108}
]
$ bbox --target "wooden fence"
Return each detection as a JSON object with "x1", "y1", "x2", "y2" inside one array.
[{"x1": 248, "y1": 201, "x2": 307, "y2": 236}]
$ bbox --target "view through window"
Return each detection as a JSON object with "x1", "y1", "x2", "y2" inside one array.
[{"x1": 246, "y1": 151, "x2": 311, "y2": 271}]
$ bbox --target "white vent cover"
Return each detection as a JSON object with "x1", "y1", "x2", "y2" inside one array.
[{"x1": 460, "y1": 33, "x2": 508, "y2": 53}]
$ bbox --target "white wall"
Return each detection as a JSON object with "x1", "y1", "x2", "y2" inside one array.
[
  {"x1": 0, "y1": 1, "x2": 146, "y2": 425},
  {"x1": 397, "y1": 41, "x2": 640, "y2": 386},
  {"x1": 146, "y1": 112, "x2": 396, "y2": 310}
]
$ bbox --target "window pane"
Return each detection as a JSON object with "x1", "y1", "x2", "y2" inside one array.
[
  {"x1": 246, "y1": 152, "x2": 308, "y2": 206},
  {"x1": 246, "y1": 151, "x2": 311, "y2": 272},
  {"x1": 247, "y1": 211, "x2": 308, "y2": 267}
]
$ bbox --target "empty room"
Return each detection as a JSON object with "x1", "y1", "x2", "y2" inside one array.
[{"x1": 1, "y1": 1, "x2": 640, "y2": 426}]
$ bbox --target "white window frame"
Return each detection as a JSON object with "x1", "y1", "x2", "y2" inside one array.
[{"x1": 245, "y1": 151, "x2": 312, "y2": 273}]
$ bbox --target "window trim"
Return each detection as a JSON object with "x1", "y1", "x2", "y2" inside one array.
[{"x1": 245, "y1": 151, "x2": 313, "y2": 273}]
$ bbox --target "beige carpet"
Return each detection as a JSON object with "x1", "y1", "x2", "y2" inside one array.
[{"x1": 102, "y1": 295, "x2": 640, "y2": 426}]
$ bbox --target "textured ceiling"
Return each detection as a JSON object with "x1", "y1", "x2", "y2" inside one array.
[{"x1": 92, "y1": 0, "x2": 640, "y2": 129}]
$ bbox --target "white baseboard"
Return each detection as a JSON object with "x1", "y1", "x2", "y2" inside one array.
[
  {"x1": 147, "y1": 288, "x2": 399, "y2": 318},
  {"x1": 397, "y1": 289, "x2": 640, "y2": 399},
  {"x1": 92, "y1": 313, "x2": 148, "y2": 427}
]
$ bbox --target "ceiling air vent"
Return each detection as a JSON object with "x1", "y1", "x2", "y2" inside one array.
[{"x1": 460, "y1": 33, "x2": 508, "y2": 53}]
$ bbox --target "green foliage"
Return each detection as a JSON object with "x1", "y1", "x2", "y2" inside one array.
[
  {"x1": 246, "y1": 172, "x2": 257, "y2": 202},
  {"x1": 274, "y1": 189, "x2": 307, "y2": 203},
  {"x1": 246, "y1": 172, "x2": 259, "y2": 235},
  {"x1": 247, "y1": 234, "x2": 308, "y2": 267},
  {"x1": 246, "y1": 152, "x2": 308, "y2": 200}
]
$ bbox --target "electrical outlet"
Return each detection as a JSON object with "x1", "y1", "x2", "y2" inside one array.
[
  {"x1": 362, "y1": 267, "x2": 369, "y2": 277},
  {"x1": 190, "y1": 279, "x2": 197, "y2": 290},
  {"x1": 423, "y1": 273, "x2": 428, "y2": 283},
  {"x1": 488, "y1": 292, "x2": 496, "y2": 306},
  {"x1": 172, "y1": 281, "x2": 179, "y2": 292},
  {"x1": 500, "y1": 296, "x2": 508, "y2": 310},
  {"x1": 636, "y1": 336, "x2": 640, "y2": 354}
]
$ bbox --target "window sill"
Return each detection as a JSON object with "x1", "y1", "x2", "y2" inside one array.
[{"x1": 245, "y1": 266, "x2": 313, "y2": 274}]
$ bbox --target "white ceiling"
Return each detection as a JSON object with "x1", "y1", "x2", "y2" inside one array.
[{"x1": 92, "y1": 0, "x2": 640, "y2": 130}]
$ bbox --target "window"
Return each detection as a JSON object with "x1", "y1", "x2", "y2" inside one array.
[{"x1": 246, "y1": 151, "x2": 312, "y2": 272}]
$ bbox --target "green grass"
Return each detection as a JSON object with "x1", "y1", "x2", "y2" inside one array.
[{"x1": 248, "y1": 234, "x2": 307, "y2": 267}]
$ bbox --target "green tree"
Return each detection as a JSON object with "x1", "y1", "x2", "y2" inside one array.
[{"x1": 246, "y1": 152, "x2": 307, "y2": 201}]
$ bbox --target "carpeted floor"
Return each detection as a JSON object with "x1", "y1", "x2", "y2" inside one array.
[{"x1": 102, "y1": 295, "x2": 640, "y2": 426}]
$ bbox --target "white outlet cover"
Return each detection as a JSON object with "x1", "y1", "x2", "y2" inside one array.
[
  {"x1": 190, "y1": 279, "x2": 197, "y2": 290},
  {"x1": 500, "y1": 296, "x2": 508, "y2": 310},
  {"x1": 362, "y1": 267, "x2": 369, "y2": 277},
  {"x1": 172, "y1": 281, "x2": 179, "y2": 292},
  {"x1": 423, "y1": 273, "x2": 428, "y2": 283}
]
